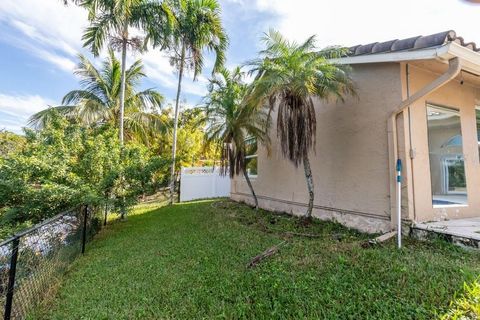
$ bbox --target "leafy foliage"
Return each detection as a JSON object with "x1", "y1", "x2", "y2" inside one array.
[
  {"x1": 245, "y1": 30, "x2": 356, "y2": 217},
  {"x1": 203, "y1": 66, "x2": 268, "y2": 208},
  {"x1": 80, "y1": 0, "x2": 173, "y2": 57},
  {"x1": 156, "y1": 106, "x2": 217, "y2": 170},
  {"x1": 204, "y1": 67, "x2": 268, "y2": 177},
  {"x1": 29, "y1": 52, "x2": 166, "y2": 145},
  {"x1": 442, "y1": 279, "x2": 480, "y2": 320},
  {"x1": 154, "y1": 0, "x2": 228, "y2": 202},
  {"x1": 0, "y1": 130, "x2": 26, "y2": 158},
  {"x1": 0, "y1": 111, "x2": 170, "y2": 237},
  {"x1": 246, "y1": 29, "x2": 355, "y2": 166},
  {"x1": 163, "y1": 0, "x2": 228, "y2": 78},
  {"x1": 79, "y1": 0, "x2": 173, "y2": 144}
]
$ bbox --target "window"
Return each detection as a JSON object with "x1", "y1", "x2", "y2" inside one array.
[
  {"x1": 426, "y1": 104, "x2": 468, "y2": 207},
  {"x1": 244, "y1": 137, "x2": 257, "y2": 177}
]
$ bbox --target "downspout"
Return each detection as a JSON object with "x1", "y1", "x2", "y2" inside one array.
[
  {"x1": 390, "y1": 57, "x2": 461, "y2": 248},
  {"x1": 405, "y1": 64, "x2": 412, "y2": 222}
]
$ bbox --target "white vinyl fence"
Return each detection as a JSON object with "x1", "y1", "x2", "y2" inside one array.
[{"x1": 180, "y1": 167, "x2": 231, "y2": 202}]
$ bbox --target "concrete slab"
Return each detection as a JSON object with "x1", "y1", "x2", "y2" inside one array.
[{"x1": 412, "y1": 218, "x2": 480, "y2": 249}]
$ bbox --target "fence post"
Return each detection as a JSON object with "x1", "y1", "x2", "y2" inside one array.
[
  {"x1": 81, "y1": 205, "x2": 88, "y2": 254},
  {"x1": 4, "y1": 236, "x2": 20, "y2": 320}
]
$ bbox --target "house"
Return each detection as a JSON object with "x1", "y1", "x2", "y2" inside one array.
[{"x1": 231, "y1": 30, "x2": 480, "y2": 234}]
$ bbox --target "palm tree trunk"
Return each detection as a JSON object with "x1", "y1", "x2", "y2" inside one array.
[
  {"x1": 118, "y1": 22, "x2": 128, "y2": 145},
  {"x1": 243, "y1": 168, "x2": 258, "y2": 209},
  {"x1": 169, "y1": 44, "x2": 185, "y2": 205},
  {"x1": 303, "y1": 155, "x2": 314, "y2": 218}
]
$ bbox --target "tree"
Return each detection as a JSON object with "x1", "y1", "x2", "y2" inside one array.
[
  {"x1": 160, "y1": 0, "x2": 228, "y2": 204},
  {"x1": 29, "y1": 51, "x2": 165, "y2": 145},
  {"x1": 0, "y1": 130, "x2": 26, "y2": 158},
  {"x1": 80, "y1": 0, "x2": 173, "y2": 145},
  {"x1": 156, "y1": 106, "x2": 218, "y2": 169},
  {"x1": 0, "y1": 114, "x2": 93, "y2": 226},
  {"x1": 246, "y1": 30, "x2": 355, "y2": 219},
  {"x1": 204, "y1": 67, "x2": 268, "y2": 209},
  {"x1": 1, "y1": 110, "x2": 171, "y2": 234}
]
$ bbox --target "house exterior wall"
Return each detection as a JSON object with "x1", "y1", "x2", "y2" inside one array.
[
  {"x1": 231, "y1": 63, "x2": 404, "y2": 233},
  {"x1": 406, "y1": 64, "x2": 480, "y2": 222}
]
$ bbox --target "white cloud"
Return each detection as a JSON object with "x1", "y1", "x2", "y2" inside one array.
[
  {"x1": 0, "y1": 0, "x2": 219, "y2": 105},
  {"x1": 248, "y1": 0, "x2": 480, "y2": 48},
  {"x1": 3, "y1": 0, "x2": 480, "y2": 114},
  {"x1": 0, "y1": 93, "x2": 55, "y2": 133},
  {"x1": 138, "y1": 49, "x2": 209, "y2": 98},
  {"x1": 0, "y1": 94, "x2": 53, "y2": 118},
  {"x1": 139, "y1": 50, "x2": 177, "y2": 88},
  {"x1": 0, "y1": 0, "x2": 87, "y2": 70},
  {"x1": 182, "y1": 74, "x2": 210, "y2": 97}
]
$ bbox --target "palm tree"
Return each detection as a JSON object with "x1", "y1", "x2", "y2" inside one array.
[
  {"x1": 29, "y1": 51, "x2": 165, "y2": 144},
  {"x1": 81, "y1": 0, "x2": 173, "y2": 145},
  {"x1": 160, "y1": 0, "x2": 228, "y2": 204},
  {"x1": 246, "y1": 30, "x2": 355, "y2": 219},
  {"x1": 204, "y1": 67, "x2": 268, "y2": 209}
]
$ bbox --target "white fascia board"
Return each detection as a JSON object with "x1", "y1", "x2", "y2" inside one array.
[
  {"x1": 333, "y1": 42, "x2": 480, "y2": 76},
  {"x1": 447, "y1": 42, "x2": 480, "y2": 75},
  {"x1": 331, "y1": 45, "x2": 451, "y2": 65}
]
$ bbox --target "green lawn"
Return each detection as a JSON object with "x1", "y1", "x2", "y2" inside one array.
[{"x1": 36, "y1": 200, "x2": 480, "y2": 319}]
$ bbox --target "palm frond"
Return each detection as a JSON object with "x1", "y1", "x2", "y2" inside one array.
[
  {"x1": 28, "y1": 106, "x2": 78, "y2": 129},
  {"x1": 130, "y1": 89, "x2": 165, "y2": 112},
  {"x1": 245, "y1": 30, "x2": 356, "y2": 166},
  {"x1": 203, "y1": 66, "x2": 268, "y2": 178},
  {"x1": 75, "y1": 99, "x2": 111, "y2": 125},
  {"x1": 36, "y1": 49, "x2": 164, "y2": 144},
  {"x1": 169, "y1": 0, "x2": 228, "y2": 78},
  {"x1": 82, "y1": 13, "x2": 118, "y2": 56},
  {"x1": 75, "y1": 54, "x2": 109, "y2": 101},
  {"x1": 124, "y1": 111, "x2": 167, "y2": 144},
  {"x1": 125, "y1": 58, "x2": 146, "y2": 86},
  {"x1": 62, "y1": 90, "x2": 105, "y2": 106}
]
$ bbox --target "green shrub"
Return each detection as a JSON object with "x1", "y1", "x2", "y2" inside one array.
[
  {"x1": 0, "y1": 111, "x2": 170, "y2": 238},
  {"x1": 442, "y1": 280, "x2": 480, "y2": 320}
]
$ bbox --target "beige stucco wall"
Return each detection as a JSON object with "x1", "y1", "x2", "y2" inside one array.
[
  {"x1": 406, "y1": 64, "x2": 480, "y2": 222},
  {"x1": 231, "y1": 63, "x2": 404, "y2": 233}
]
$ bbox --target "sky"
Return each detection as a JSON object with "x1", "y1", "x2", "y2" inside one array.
[{"x1": 0, "y1": 0, "x2": 479, "y2": 133}]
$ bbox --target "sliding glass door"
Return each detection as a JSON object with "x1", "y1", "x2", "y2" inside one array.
[{"x1": 426, "y1": 104, "x2": 468, "y2": 207}]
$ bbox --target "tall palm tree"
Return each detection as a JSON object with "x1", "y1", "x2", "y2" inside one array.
[
  {"x1": 81, "y1": 0, "x2": 173, "y2": 145},
  {"x1": 204, "y1": 67, "x2": 268, "y2": 209},
  {"x1": 29, "y1": 51, "x2": 165, "y2": 144},
  {"x1": 161, "y1": 0, "x2": 228, "y2": 204},
  {"x1": 246, "y1": 30, "x2": 355, "y2": 219}
]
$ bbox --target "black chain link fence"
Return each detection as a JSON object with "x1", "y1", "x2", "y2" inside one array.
[{"x1": 0, "y1": 205, "x2": 102, "y2": 319}]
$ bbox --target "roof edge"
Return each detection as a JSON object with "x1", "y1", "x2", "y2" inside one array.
[
  {"x1": 331, "y1": 44, "x2": 451, "y2": 64},
  {"x1": 332, "y1": 42, "x2": 480, "y2": 75}
]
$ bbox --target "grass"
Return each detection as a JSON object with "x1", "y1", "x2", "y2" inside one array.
[{"x1": 35, "y1": 199, "x2": 480, "y2": 319}]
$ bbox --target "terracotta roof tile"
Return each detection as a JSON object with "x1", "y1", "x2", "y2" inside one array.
[{"x1": 349, "y1": 30, "x2": 479, "y2": 56}]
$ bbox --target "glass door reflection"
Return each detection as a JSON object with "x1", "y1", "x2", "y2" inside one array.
[{"x1": 426, "y1": 104, "x2": 468, "y2": 207}]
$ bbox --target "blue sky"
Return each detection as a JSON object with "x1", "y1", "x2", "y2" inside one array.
[{"x1": 0, "y1": 0, "x2": 479, "y2": 133}]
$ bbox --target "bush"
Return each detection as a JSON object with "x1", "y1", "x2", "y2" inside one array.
[
  {"x1": 442, "y1": 280, "x2": 480, "y2": 319},
  {"x1": 0, "y1": 111, "x2": 170, "y2": 238}
]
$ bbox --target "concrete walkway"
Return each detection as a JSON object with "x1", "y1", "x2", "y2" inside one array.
[{"x1": 413, "y1": 218, "x2": 480, "y2": 249}]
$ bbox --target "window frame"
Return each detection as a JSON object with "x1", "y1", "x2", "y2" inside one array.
[
  {"x1": 425, "y1": 103, "x2": 468, "y2": 208},
  {"x1": 475, "y1": 106, "x2": 480, "y2": 163},
  {"x1": 244, "y1": 136, "x2": 258, "y2": 178}
]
